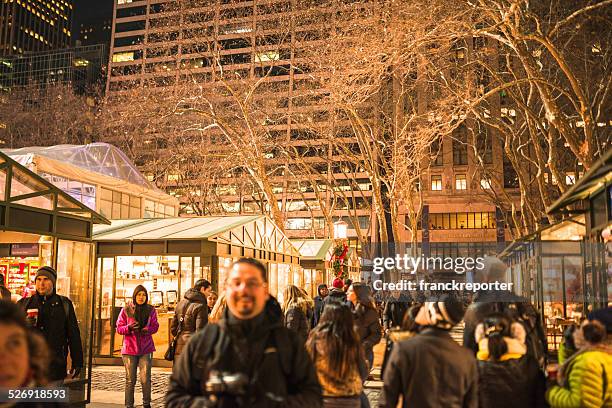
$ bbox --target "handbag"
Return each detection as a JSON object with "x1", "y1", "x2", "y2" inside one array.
[{"x1": 164, "y1": 303, "x2": 191, "y2": 361}]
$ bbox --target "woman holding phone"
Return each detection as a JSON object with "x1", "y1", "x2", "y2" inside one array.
[{"x1": 116, "y1": 285, "x2": 159, "y2": 408}]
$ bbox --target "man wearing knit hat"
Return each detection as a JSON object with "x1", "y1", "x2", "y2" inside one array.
[
  {"x1": 17, "y1": 266, "x2": 83, "y2": 383},
  {"x1": 380, "y1": 294, "x2": 478, "y2": 408}
]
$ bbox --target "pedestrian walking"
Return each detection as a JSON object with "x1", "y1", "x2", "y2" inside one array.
[
  {"x1": 381, "y1": 303, "x2": 421, "y2": 379},
  {"x1": 299, "y1": 287, "x2": 315, "y2": 325},
  {"x1": 546, "y1": 312, "x2": 612, "y2": 407},
  {"x1": 382, "y1": 290, "x2": 410, "y2": 330},
  {"x1": 313, "y1": 284, "x2": 329, "y2": 327},
  {"x1": 380, "y1": 295, "x2": 479, "y2": 408},
  {"x1": 306, "y1": 302, "x2": 369, "y2": 408},
  {"x1": 166, "y1": 257, "x2": 322, "y2": 407},
  {"x1": 282, "y1": 284, "x2": 311, "y2": 343},
  {"x1": 463, "y1": 257, "x2": 547, "y2": 368},
  {"x1": 347, "y1": 282, "x2": 382, "y2": 370},
  {"x1": 0, "y1": 300, "x2": 67, "y2": 407},
  {"x1": 324, "y1": 278, "x2": 348, "y2": 309},
  {"x1": 170, "y1": 279, "x2": 210, "y2": 359},
  {"x1": 207, "y1": 290, "x2": 218, "y2": 313},
  {"x1": 0, "y1": 273, "x2": 11, "y2": 301},
  {"x1": 116, "y1": 285, "x2": 159, "y2": 408},
  {"x1": 17, "y1": 266, "x2": 83, "y2": 384},
  {"x1": 475, "y1": 313, "x2": 546, "y2": 408}
]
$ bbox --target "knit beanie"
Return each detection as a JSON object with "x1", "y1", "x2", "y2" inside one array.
[
  {"x1": 332, "y1": 278, "x2": 344, "y2": 289},
  {"x1": 36, "y1": 266, "x2": 57, "y2": 287},
  {"x1": 416, "y1": 294, "x2": 465, "y2": 330},
  {"x1": 588, "y1": 307, "x2": 612, "y2": 334}
]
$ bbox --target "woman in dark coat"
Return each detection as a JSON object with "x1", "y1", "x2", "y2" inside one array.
[
  {"x1": 282, "y1": 285, "x2": 311, "y2": 343},
  {"x1": 347, "y1": 282, "x2": 382, "y2": 369}
]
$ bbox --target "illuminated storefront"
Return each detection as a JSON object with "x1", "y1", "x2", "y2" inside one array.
[
  {"x1": 0, "y1": 151, "x2": 109, "y2": 405},
  {"x1": 92, "y1": 215, "x2": 300, "y2": 366},
  {"x1": 291, "y1": 239, "x2": 360, "y2": 297}
]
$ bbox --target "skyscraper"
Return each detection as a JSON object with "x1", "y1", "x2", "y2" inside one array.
[{"x1": 0, "y1": 0, "x2": 73, "y2": 56}]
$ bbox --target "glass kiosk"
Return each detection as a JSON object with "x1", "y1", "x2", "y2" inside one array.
[{"x1": 0, "y1": 151, "x2": 109, "y2": 405}]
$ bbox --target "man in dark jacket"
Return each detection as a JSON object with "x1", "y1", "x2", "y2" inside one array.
[
  {"x1": 312, "y1": 284, "x2": 328, "y2": 327},
  {"x1": 17, "y1": 266, "x2": 83, "y2": 383},
  {"x1": 380, "y1": 295, "x2": 478, "y2": 408},
  {"x1": 171, "y1": 279, "x2": 211, "y2": 358},
  {"x1": 166, "y1": 257, "x2": 322, "y2": 408},
  {"x1": 0, "y1": 274, "x2": 11, "y2": 300},
  {"x1": 323, "y1": 278, "x2": 347, "y2": 311},
  {"x1": 382, "y1": 290, "x2": 410, "y2": 330}
]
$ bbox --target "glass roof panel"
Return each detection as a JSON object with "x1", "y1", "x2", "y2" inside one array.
[
  {"x1": 3, "y1": 143, "x2": 159, "y2": 191},
  {"x1": 13, "y1": 193, "x2": 54, "y2": 211},
  {"x1": 10, "y1": 166, "x2": 51, "y2": 198},
  {"x1": 57, "y1": 193, "x2": 85, "y2": 209}
]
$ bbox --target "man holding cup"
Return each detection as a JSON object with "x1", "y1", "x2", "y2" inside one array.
[{"x1": 17, "y1": 266, "x2": 83, "y2": 384}]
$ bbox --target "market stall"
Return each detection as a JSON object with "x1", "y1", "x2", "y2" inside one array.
[
  {"x1": 92, "y1": 215, "x2": 300, "y2": 365},
  {"x1": 0, "y1": 150, "x2": 109, "y2": 405}
]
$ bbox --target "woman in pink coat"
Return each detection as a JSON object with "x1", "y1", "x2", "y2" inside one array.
[{"x1": 116, "y1": 285, "x2": 159, "y2": 408}]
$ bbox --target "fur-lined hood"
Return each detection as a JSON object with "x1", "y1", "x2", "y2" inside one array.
[{"x1": 475, "y1": 321, "x2": 527, "y2": 361}]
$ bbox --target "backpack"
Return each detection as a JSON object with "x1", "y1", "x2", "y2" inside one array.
[{"x1": 488, "y1": 301, "x2": 547, "y2": 367}]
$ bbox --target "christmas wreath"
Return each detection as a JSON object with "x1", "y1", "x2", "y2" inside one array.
[{"x1": 331, "y1": 242, "x2": 349, "y2": 280}]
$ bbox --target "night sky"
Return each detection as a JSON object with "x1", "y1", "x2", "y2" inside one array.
[{"x1": 71, "y1": 0, "x2": 114, "y2": 44}]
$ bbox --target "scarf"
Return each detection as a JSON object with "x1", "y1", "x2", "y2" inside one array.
[{"x1": 134, "y1": 303, "x2": 152, "y2": 329}]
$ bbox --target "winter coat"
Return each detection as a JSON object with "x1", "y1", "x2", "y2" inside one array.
[
  {"x1": 166, "y1": 308, "x2": 322, "y2": 408},
  {"x1": 463, "y1": 291, "x2": 547, "y2": 366},
  {"x1": 380, "y1": 327, "x2": 479, "y2": 408},
  {"x1": 323, "y1": 288, "x2": 347, "y2": 309},
  {"x1": 476, "y1": 337, "x2": 546, "y2": 408},
  {"x1": 310, "y1": 334, "x2": 368, "y2": 398},
  {"x1": 170, "y1": 288, "x2": 208, "y2": 357},
  {"x1": 313, "y1": 295, "x2": 326, "y2": 327},
  {"x1": 353, "y1": 304, "x2": 382, "y2": 352},
  {"x1": 18, "y1": 293, "x2": 83, "y2": 382},
  {"x1": 546, "y1": 347, "x2": 612, "y2": 408},
  {"x1": 116, "y1": 303, "x2": 159, "y2": 356},
  {"x1": 284, "y1": 303, "x2": 309, "y2": 343},
  {"x1": 382, "y1": 297, "x2": 409, "y2": 329}
]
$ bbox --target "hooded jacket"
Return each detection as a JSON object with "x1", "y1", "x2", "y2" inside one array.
[
  {"x1": 171, "y1": 288, "x2": 209, "y2": 357},
  {"x1": 476, "y1": 336, "x2": 546, "y2": 408},
  {"x1": 380, "y1": 327, "x2": 479, "y2": 408},
  {"x1": 312, "y1": 285, "x2": 327, "y2": 327},
  {"x1": 166, "y1": 306, "x2": 322, "y2": 408},
  {"x1": 323, "y1": 288, "x2": 347, "y2": 309},
  {"x1": 546, "y1": 346, "x2": 612, "y2": 408},
  {"x1": 18, "y1": 291, "x2": 83, "y2": 382},
  {"x1": 116, "y1": 301, "x2": 159, "y2": 356}
]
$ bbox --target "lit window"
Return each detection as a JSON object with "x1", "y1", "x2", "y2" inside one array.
[
  {"x1": 255, "y1": 51, "x2": 280, "y2": 63},
  {"x1": 480, "y1": 178, "x2": 492, "y2": 189},
  {"x1": 431, "y1": 175, "x2": 442, "y2": 191},
  {"x1": 112, "y1": 52, "x2": 134, "y2": 62},
  {"x1": 455, "y1": 174, "x2": 467, "y2": 190},
  {"x1": 566, "y1": 173, "x2": 576, "y2": 185}
]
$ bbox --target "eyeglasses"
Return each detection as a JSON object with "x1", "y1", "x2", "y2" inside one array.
[{"x1": 227, "y1": 279, "x2": 265, "y2": 290}]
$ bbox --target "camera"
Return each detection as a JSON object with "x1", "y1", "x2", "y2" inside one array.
[{"x1": 204, "y1": 371, "x2": 248, "y2": 396}]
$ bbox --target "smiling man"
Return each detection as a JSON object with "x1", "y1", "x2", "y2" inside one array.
[{"x1": 166, "y1": 257, "x2": 322, "y2": 408}]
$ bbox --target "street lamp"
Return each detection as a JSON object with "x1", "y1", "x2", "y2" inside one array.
[{"x1": 333, "y1": 220, "x2": 348, "y2": 240}]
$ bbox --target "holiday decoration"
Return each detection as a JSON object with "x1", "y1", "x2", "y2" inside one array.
[{"x1": 331, "y1": 242, "x2": 349, "y2": 280}]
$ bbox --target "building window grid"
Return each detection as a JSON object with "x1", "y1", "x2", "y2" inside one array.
[
  {"x1": 431, "y1": 175, "x2": 442, "y2": 191},
  {"x1": 429, "y1": 212, "x2": 496, "y2": 230},
  {"x1": 455, "y1": 174, "x2": 467, "y2": 190}
]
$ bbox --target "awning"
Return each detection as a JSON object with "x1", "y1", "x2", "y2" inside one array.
[
  {"x1": 94, "y1": 215, "x2": 301, "y2": 258},
  {"x1": 547, "y1": 148, "x2": 612, "y2": 214},
  {"x1": 291, "y1": 239, "x2": 333, "y2": 260}
]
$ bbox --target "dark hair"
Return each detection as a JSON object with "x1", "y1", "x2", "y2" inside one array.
[
  {"x1": 306, "y1": 303, "x2": 362, "y2": 378},
  {"x1": 194, "y1": 279, "x2": 211, "y2": 291},
  {"x1": 0, "y1": 273, "x2": 4, "y2": 285},
  {"x1": 352, "y1": 282, "x2": 375, "y2": 309},
  {"x1": 343, "y1": 279, "x2": 353, "y2": 288},
  {"x1": 482, "y1": 313, "x2": 511, "y2": 361},
  {"x1": 401, "y1": 303, "x2": 422, "y2": 332},
  {"x1": 0, "y1": 300, "x2": 50, "y2": 385},
  {"x1": 231, "y1": 257, "x2": 267, "y2": 283},
  {"x1": 132, "y1": 285, "x2": 148, "y2": 304},
  {"x1": 317, "y1": 284, "x2": 328, "y2": 296},
  {"x1": 583, "y1": 320, "x2": 607, "y2": 344}
]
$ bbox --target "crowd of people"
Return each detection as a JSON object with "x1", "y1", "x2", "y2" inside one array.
[{"x1": 0, "y1": 257, "x2": 611, "y2": 407}]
